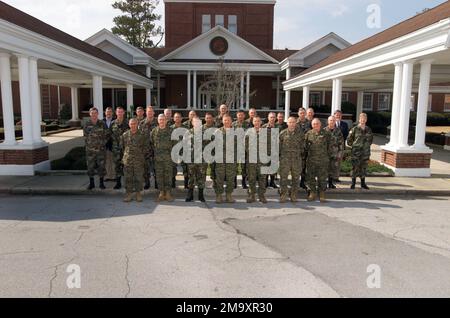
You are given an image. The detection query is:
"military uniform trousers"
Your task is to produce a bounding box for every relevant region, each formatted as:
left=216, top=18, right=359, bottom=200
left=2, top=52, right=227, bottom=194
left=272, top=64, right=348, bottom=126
left=214, top=163, right=237, bottom=195
left=86, top=150, right=106, bottom=178
left=124, top=163, right=144, bottom=193
left=187, top=163, right=207, bottom=190
left=280, top=155, right=302, bottom=195
left=351, top=147, right=370, bottom=178
left=247, top=163, right=266, bottom=196
left=328, top=152, right=343, bottom=179
left=306, top=159, right=329, bottom=192
left=113, top=149, right=124, bottom=177
left=155, top=158, right=174, bottom=192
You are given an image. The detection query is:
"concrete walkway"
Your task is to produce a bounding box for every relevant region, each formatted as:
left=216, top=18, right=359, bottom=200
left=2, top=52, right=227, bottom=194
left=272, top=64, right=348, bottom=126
left=43, top=129, right=84, bottom=161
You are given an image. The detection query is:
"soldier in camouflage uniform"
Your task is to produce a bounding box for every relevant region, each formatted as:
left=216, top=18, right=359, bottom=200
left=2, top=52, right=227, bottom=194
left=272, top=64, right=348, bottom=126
left=233, top=110, right=250, bottom=189
left=151, top=114, right=176, bottom=202
left=324, top=116, right=345, bottom=189
left=246, top=108, right=257, bottom=128
left=139, top=106, right=158, bottom=190
left=111, top=107, right=129, bottom=190
left=262, top=112, right=279, bottom=189
left=84, top=107, right=107, bottom=190
left=185, top=116, right=207, bottom=203
left=164, top=108, right=174, bottom=127
left=304, top=118, right=331, bottom=203
left=203, top=113, right=217, bottom=188
left=121, top=118, right=149, bottom=203
left=215, top=104, right=229, bottom=128
left=183, top=110, right=197, bottom=130
left=276, top=112, right=288, bottom=131
left=135, top=107, right=145, bottom=122
left=279, top=117, right=305, bottom=203
left=297, top=108, right=312, bottom=190
left=214, top=114, right=237, bottom=204
left=347, top=113, right=373, bottom=190
left=245, top=116, right=268, bottom=204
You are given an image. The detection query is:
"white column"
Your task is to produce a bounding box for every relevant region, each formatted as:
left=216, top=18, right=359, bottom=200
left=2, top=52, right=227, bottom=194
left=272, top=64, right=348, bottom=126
left=284, top=90, right=291, bottom=121
left=246, top=71, right=250, bottom=110
left=126, top=83, right=133, bottom=113
left=193, top=71, right=197, bottom=109
left=356, top=91, right=364, bottom=120
left=0, top=53, right=16, bottom=145
left=146, top=66, right=152, bottom=106
left=276, top=75, right=280, bottom=109
left=413, top=60, right=432, bottom=150
left=70, top=87, right=79, bottom=121
left=92, top=75, right=104, bottom=119
left=398, top=61, right=414, bottom=148
left=187, top=70, right=191, bottom=109
left=388, top=62, right=404, bottom=148
left=29, top=57, right=44, bottom=144
left=302, top=86, right=310, bottom=109
left=16, top=55, right=33, bottom=145
left=240, top=72, right=245, bottom=109
left=331, top=78, right=343, bottom=114
left=157, top=73, right=161, bottom=108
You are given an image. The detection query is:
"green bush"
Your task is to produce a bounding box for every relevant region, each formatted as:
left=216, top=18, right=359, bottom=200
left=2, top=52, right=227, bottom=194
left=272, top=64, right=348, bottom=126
left=51, top=147, right=86, bottom=170
left=59, top=103, right=72, bottom=121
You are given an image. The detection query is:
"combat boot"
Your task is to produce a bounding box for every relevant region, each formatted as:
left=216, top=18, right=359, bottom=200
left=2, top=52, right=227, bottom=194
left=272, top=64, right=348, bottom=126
left=156, top=191, right=165, bottom=202
left=136, top=192, right=143, bottom=203
left=280, top=193, right=288, bottom=203
left=144, top=178, right=151, bottom=190
left=99, top=178, right=106, bottom=190
left=87, top=178, right=95, bottom=190
left=113, top=177, right=122, bottom=190
left=123, top=193, right=133, bottom=203
left=270, top=175, right=278, bottom=189
left=350, top=178, right=357, bottom=190
left=198, top=189, right=206, bottom=203
left=319, top=191, right=326, bottom=203
left=307, top=191, right=316, bottom=202
left=361, top=178, right=370, bottom=190
left=259, top=194, right=268, bottom=204
left=165, top=191, right=174, bottom=202
left=226, top=193, right=236, bottom=204
left=247, top=193, right=256, bottom=203
left=290, top=191, right=298, bottom=203
left=186, top=189, right=194, bottom=202
left=215, top=194, right=223, bottom=204
left=328, top=177, right=336, bottom=189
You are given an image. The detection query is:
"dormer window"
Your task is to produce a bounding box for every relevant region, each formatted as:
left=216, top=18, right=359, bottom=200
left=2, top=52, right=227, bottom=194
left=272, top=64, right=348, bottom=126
left=228, top=15, right=237, bottom=34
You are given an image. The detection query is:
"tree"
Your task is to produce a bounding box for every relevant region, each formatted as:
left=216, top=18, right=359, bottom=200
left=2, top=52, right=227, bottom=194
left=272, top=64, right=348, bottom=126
left=111, top=0, right=164, bottom=48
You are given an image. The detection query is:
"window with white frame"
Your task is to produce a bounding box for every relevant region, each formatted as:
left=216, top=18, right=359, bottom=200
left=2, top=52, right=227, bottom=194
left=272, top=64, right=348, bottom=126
left=444, top=95, right=450, bottom=112
left=310, top=92, right=321, bottom=107
left=228, top=15, right=237, bottom=34
left=341, top=92, right=349, bottom=103
left=363, top=93, right=373, bottom=111
left=378, top=93, right=391, bottom=111
left=215, top=15, right=224, bottom=27
left=202, top=15, right=211, bottom=33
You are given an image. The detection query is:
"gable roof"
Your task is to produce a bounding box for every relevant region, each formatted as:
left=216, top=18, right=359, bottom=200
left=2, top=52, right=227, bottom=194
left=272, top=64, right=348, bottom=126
left=0, top=1, right=146, bottom=78
left=298, top=1, right=450, bottom=77
left=157, top=25, right=280, bottom=64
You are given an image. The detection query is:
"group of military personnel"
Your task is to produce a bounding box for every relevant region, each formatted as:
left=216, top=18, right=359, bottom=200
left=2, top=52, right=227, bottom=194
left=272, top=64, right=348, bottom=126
left=83, top=104, right=373, bottom=204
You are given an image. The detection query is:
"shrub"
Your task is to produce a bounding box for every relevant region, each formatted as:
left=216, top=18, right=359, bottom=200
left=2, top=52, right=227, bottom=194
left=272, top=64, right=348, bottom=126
left=51, top=147, right=86, bottom=170
left=59, top=103, right=72, bottom=121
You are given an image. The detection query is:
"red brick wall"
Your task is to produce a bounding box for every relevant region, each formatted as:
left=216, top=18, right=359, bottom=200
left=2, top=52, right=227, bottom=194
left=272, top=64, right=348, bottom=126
left=165, top=75, right=188, bottom=108
left=382, top=150, right=431, bottom=169
left=250, top=76, right=274, bottom=109
left=431, top=93, right=445, bottom=113
left=0, top=147, right=49, bottom=165
left=165, top=2, right=274, bottom=49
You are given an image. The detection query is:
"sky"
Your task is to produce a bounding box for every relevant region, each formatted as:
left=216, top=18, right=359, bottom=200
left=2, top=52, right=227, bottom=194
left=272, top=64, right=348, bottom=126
left=2, top=0, right=448, bottom=49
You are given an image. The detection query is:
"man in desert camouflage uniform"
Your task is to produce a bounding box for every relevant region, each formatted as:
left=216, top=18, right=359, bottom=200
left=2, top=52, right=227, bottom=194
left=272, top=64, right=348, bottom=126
left=304, top=118, right=331, bottom=203
left=84, top=107, right=107, bottom=190
left=347, top=113, right=374, bottom=190
left=279, top=117, right=305, bottom=203
left=121, top=118, right=149, bottom=203
left=324, top=116, right=345, bottom=189
left=111, top=107, right=129, bottom=190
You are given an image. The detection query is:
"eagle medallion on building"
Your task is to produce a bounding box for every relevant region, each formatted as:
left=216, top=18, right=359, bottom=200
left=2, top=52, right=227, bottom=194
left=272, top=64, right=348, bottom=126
left=210, top=36, right=229, bottom=56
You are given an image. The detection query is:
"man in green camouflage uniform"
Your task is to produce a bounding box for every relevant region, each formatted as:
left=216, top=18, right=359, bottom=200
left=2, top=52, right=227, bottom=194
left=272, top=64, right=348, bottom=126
left=84, top=107, right=107, bottom=190
left=183, top=110, right=197, bottom=130
left=171, top=112, right=187, bottom=189
left=164, top=108, right=174, bottom=127
left=297, top=107, right=312, bottom=190
left=245, top=116, right=268, bottom=204
left=215, top=104, right=229, bottom=128
left=214, top=114, right=237, bottom=204
left=203, top=113, right=217, bottom=188
left=347, top=113, right=373, bottom=190
left=279, top=117, right=305, bottom=203
left=111, top=107, right=129, bottom=190
left=233, top=110, right=250, bottom=189
left=139, top=106, right=158, bottom=190
left=304, top=118, right=331, bottom=203
left=324, top=116, right=345, bottom=189
left=121, top=118, right=149, bottom=203
left=135, top=107, right=145, bottom=122
left=151, top=114, right=176, bottom=202
left=246, top=108, right=257, bottom=128
left=262, top=112, right=279, bottom=189
left=276, top=112, right=288, bottom=131
left=185, top=116, right=207, bottom=203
